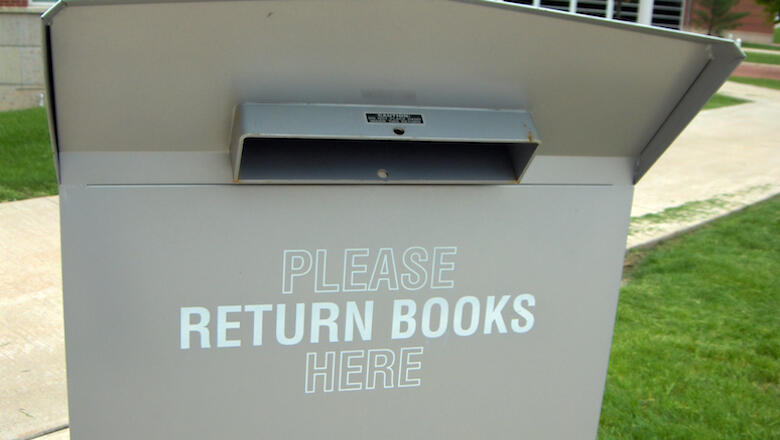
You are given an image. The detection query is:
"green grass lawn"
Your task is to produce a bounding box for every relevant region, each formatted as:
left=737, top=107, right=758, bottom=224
left=599, top=196, right=780, bottom=439
left=729, top=76, right=780, bottom=91
left=741, top=42, right=780, bottom=52
left=0, top=107, right=57, bottom=202
left=745, top=51, right=780, bottom=65
left=702, top=93, right=749, bottom=110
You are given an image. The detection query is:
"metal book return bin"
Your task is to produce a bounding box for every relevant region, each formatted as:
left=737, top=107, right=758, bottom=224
left=42, top=0, right=742, bottom=438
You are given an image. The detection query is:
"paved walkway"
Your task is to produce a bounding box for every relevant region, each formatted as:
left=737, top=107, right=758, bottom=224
left=0, top=197, right=67, bottom=440
left=1, top=80, right=778, bottom=440
left=628, top=80, right=780, bottom=247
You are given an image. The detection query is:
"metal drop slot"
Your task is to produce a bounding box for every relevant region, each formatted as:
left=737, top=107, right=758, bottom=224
left=230, top=104, right=540, bottom=184
left=237, top=138, right=537, bottom=183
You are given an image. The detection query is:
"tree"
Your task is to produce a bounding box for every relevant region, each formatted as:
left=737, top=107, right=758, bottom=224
left=692, top=0, right=750, bottom=36
left=753, top=0, right=780, bottom=24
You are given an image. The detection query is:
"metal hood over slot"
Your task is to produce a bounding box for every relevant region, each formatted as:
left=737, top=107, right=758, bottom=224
left=230, top=104, right=539, bottom=184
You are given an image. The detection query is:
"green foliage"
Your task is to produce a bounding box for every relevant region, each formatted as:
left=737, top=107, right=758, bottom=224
left=693, top=0, right=750, bottom=36
left=702, top=93, right=750, bottom=109
left=599, top=196, right=780, bottom=439
left=729, top=75, right=780, bottom=90
left=0, top=107, right=58, bottom=202
left=753, top=0, right=780, bottom=24
left=745, top=50, right=780, bottom=64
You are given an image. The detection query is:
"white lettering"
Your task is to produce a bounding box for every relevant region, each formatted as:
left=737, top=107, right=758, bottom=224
left=305, top=351, right=336, bottom=393
left=314, top=249, right=340, bottom=293
left=338, top=350, right=365, bottom=391
left=431, top=246, right=457, bottom=289
left=391, top=299, right=417, bottom=339
left=305, top=347, right=422, bottom=393
left=368, top=248, right=400, bottom=292
left=366, top=349, right=395, bottom=390
left=511, top=294, right=536, bottom=333
left=216, top=305, right=241, bottom=348
left=344, top=300, right=373, bottom=342
left=282, top=250, right=312, bottom=294
left=276, top=303, right=306, bottom=345
left=180, top=306, right=211, bottom=349
left=398, top=347, right=424, bottom=388
left=310, top=302, right=340, bottom=343
left=343, top=248, right=370, bottom=292
left=483, top=295, right=511, bottom=334
left=421, top=297, right=448, bottom=338
left=453, top=296, right=480, bottom=336
left=400, top=247, right=429, bottom=290
left=244, top=304, right=272, bottom=346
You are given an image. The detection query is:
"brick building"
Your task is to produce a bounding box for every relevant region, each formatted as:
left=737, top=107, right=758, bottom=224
left=683, top=0, right=777, bottom=43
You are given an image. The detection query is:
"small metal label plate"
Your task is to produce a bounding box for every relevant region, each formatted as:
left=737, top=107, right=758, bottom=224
left=366, top=113, right=424, bottom=124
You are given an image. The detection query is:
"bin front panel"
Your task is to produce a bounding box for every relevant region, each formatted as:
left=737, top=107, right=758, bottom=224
left=60, top=184, right=631, bottom=439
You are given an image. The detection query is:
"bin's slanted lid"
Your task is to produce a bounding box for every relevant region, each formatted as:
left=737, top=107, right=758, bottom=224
left=43, top=0, right=743, bottom=183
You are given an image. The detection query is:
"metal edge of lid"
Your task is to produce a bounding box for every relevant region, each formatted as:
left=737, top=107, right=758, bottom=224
left=633, top=42, right=744, bottom=183
left=41, top=0, right=65, bottom=25
left=41, top=3, right=65, bottom=182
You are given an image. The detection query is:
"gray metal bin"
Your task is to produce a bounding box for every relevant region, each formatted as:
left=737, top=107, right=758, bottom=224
left=42, top=0, right=742, bottom=438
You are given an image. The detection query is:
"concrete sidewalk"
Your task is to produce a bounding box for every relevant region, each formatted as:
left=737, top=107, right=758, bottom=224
left=0, top=197, right=67, bottom=440
left=628, top=81, right=780, bottom=247
left=1, top=80, right=778, bottom=440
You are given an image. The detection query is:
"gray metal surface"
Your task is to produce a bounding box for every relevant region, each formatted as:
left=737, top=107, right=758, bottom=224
left=42, top=0, right=742, bottom=183
left=60, top=184, right=633, bottom=439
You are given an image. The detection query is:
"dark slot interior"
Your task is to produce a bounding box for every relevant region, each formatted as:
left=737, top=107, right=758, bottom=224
left=238, top=138, right=537, bottom=183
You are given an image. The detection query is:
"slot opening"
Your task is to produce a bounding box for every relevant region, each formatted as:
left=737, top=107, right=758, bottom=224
left=237, top=138, right=537, bottom=184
